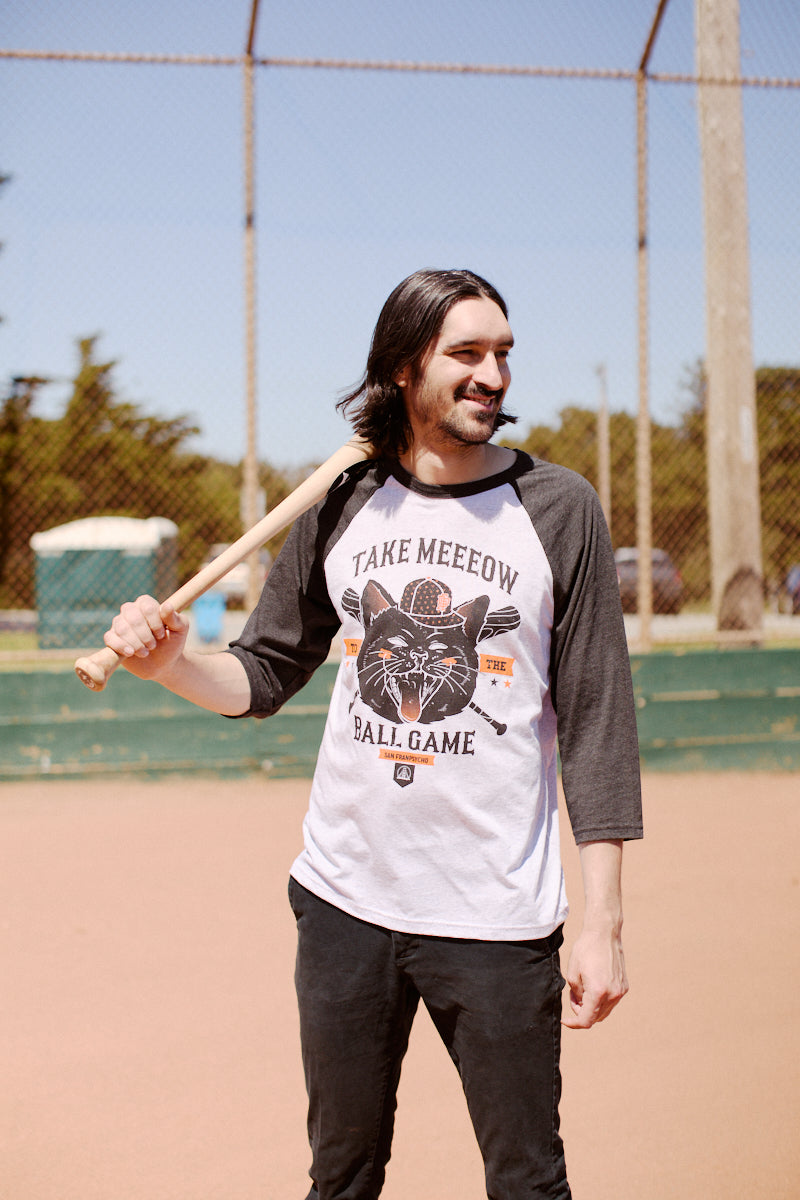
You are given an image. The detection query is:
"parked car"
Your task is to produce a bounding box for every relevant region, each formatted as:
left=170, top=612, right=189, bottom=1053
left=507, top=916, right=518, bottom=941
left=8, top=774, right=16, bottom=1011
left=614, top=547, right=683, bottom=614
left=784, top=564, right=800, bottom=614
left=200, top=543, right=272, bottom=606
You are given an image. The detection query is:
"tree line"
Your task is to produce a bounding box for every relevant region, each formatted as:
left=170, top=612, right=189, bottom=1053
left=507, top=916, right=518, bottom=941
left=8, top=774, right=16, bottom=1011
left=502, top=363, right=800, bottom=604
left=0, top=338, right=295, bottom=607
left=1, top=338, right=798, bottom=610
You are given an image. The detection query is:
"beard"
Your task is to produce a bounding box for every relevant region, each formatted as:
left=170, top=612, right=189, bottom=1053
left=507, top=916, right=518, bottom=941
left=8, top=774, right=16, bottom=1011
left=433, top=384, right=504, bottom=446
left=436, top=409, right=499, bottom=444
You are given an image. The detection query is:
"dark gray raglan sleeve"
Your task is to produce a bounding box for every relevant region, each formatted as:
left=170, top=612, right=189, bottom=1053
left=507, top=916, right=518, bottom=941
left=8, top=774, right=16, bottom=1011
left=513, top=455, right=643, bottom=843
left=224, top=460, right=382, bottom=719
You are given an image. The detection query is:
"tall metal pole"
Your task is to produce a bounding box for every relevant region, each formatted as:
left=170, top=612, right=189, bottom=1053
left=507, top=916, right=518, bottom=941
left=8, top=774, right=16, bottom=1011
left=632, top=0, right=671, bottom=652
left=635, top=69, right=653, bottom=650
left=242, top=0, right=262, bottom=613
left=696, top=0, right=763, bottom=634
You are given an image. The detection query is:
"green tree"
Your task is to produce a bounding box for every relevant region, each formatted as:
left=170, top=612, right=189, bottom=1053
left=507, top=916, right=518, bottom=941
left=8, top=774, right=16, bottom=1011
left=756, top=367, right=800, bottom=590
left=677, top=361, right=800, bottom=598
left=506, top=362, right=800, bottom=609
left=0, top=376, right=48, bottom=603
left=0, top=337, right=292, bottom=607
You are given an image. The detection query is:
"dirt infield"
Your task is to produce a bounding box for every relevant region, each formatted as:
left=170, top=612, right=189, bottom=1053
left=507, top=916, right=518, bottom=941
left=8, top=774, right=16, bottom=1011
left=2, top=772, right=798, bottom=1200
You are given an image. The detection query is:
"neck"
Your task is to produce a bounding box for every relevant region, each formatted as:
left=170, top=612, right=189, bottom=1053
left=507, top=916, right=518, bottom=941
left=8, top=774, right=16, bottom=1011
left=399, top=440, right=515, bottom=486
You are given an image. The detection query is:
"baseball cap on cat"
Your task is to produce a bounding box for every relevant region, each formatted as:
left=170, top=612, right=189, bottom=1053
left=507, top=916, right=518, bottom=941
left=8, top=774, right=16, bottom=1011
left=399, top=578, right=465, bottom=627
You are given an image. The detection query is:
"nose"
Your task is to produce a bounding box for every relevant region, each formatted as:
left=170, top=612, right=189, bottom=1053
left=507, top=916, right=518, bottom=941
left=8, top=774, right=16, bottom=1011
left=473, top=352, right=507, bottom=391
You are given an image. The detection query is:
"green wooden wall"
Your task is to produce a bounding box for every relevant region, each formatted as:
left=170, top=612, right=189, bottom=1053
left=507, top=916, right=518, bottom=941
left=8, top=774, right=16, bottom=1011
left=2, top=649, right=799, bottom=780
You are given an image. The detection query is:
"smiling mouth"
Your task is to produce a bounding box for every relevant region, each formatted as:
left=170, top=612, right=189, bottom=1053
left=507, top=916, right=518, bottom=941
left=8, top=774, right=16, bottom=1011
left=456, top=386, right=503, bottom=408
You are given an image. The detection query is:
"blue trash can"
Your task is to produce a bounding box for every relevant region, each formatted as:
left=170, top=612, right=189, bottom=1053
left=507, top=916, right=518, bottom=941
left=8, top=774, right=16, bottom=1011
left=192, top=590, right=227, bottom=643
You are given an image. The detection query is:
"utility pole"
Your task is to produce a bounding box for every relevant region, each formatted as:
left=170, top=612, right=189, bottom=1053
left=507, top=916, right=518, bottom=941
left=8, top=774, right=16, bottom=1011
left=242, top=0, right=263, bottom=613
left=634, top=0, right=670, bottom=651
left=696, top=0, right=763, bottom=634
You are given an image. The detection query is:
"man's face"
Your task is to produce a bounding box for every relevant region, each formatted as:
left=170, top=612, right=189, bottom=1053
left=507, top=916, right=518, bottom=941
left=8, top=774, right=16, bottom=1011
left=397, top=297, right=514, bottom=449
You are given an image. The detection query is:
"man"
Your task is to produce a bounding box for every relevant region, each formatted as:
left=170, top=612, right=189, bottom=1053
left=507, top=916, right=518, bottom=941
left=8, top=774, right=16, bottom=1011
left=104, top=268, right=643, bottom=1200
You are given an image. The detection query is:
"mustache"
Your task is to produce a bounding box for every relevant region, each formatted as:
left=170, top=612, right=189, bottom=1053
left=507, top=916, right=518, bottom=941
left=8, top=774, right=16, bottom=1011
left=455, top=383, right=504, bottom=403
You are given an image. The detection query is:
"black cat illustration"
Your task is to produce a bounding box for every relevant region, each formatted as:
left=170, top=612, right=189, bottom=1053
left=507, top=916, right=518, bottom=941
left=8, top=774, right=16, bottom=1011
left=341, top=577, right=520, bottom=727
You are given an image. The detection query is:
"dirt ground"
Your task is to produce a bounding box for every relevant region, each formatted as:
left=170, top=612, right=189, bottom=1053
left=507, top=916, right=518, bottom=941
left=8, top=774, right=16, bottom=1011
left=1, top=772, right=798, bottom=1200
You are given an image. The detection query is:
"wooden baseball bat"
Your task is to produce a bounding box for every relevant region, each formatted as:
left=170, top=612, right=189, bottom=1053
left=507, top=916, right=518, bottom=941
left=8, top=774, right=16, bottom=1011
left=74, top=437, right=372, bottom=692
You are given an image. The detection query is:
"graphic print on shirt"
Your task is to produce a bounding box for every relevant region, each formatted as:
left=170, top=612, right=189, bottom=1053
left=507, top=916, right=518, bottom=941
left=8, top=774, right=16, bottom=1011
left=341, top=577, right=520, bottom=733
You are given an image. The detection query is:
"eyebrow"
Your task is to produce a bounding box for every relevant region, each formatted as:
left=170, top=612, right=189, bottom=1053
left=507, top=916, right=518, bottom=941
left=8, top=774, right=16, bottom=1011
left=441, top=333, right=515, bottom=351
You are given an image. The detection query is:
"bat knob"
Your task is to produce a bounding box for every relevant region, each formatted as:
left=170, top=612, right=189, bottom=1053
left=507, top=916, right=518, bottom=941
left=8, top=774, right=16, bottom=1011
left=74, top=646, right=121, bottom=691
left=75, top=664, right=102, bottom=690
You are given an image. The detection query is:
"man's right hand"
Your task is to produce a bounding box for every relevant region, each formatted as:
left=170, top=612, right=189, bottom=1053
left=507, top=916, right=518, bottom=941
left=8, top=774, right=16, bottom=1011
left=103, top=595, right=189, bottom=681
left=102, top=595, right=252, bottom=716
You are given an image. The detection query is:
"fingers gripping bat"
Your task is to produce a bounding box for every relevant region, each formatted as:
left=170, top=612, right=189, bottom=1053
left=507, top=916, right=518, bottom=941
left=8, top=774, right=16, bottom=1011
left=74, top=438, right=372, bottom=692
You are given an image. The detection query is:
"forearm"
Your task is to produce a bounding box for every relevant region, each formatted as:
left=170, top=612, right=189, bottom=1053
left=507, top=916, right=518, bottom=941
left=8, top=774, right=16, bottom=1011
left=577, top=839, right=624, bottom=933
left=155, top=648, right=253, bottom=716
left=103, top=597, right=253, bottom=716
left=562, top=839, right=628, bottom=1029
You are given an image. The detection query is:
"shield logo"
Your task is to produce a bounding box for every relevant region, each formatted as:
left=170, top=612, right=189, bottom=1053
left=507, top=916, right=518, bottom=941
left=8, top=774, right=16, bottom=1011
left=393, top=763, right=415, bottom=788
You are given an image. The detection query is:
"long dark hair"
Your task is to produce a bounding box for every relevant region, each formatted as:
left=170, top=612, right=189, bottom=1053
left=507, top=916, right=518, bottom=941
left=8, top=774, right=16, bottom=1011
left=336, top=268, right=517, bottom=457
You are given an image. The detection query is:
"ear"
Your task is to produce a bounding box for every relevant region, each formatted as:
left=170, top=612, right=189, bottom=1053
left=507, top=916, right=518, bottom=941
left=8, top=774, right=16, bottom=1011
left=361, top=579, right=395, bottom=626
left=394, top=364, right=410, bottom=389
left=454, top=595, right=490, bottom=643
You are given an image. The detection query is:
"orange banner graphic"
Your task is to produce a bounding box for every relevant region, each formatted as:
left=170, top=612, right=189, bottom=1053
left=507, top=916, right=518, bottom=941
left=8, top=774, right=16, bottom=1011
left=479, top=654, right=514, bottom=676
left=379, top=748, right=435, bottom=767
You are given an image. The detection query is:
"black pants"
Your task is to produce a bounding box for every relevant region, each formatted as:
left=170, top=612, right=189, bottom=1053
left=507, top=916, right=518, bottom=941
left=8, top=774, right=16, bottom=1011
left=289, top=878, right=571, bottom=1200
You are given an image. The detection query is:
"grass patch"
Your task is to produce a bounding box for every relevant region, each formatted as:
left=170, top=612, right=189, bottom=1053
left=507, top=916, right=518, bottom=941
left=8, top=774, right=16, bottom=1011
left=0, top=631, right=39, bottom=653
left=0, top=629, right=78, bottom=672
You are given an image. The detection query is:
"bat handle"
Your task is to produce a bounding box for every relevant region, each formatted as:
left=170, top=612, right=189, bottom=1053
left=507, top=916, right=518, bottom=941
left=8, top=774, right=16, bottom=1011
left=74, top=645, right=123, bottom=692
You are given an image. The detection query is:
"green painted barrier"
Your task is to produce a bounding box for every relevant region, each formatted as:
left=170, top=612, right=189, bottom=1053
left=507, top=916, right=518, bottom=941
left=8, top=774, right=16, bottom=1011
left=631, top=648, right=800, bottom=771
left=0, top=665, right=336, bottom=781
left=1, top=648, right=798, bottom=779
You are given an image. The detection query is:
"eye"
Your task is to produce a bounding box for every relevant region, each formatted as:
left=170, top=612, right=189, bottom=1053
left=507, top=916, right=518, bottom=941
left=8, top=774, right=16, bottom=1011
left=388, top=635, right=408, bottom=647
left=429, top=641, right=448, bottom=652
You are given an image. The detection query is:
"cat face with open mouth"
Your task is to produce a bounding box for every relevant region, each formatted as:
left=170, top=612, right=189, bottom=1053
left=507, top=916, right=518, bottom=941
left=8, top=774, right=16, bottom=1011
left=342, top=578, right=519, bottom=726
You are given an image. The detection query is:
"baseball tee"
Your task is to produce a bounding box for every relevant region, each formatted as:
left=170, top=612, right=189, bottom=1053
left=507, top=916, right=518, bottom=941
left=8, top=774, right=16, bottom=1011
left=228, top=451, right=642, bottom=940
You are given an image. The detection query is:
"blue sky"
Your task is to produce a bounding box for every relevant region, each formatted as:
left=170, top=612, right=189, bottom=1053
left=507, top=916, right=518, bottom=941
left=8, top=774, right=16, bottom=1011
left=2, top=1, right=798, bottom=469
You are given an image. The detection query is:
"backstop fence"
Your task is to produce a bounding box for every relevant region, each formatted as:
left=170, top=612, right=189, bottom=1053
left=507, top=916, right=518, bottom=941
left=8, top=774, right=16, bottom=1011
left=2, top=1, right=799, bottom=655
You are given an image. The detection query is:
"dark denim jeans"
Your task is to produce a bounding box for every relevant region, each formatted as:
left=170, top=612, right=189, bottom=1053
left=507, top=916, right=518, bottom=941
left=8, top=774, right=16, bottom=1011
left=289, top=878, right=571, bottom=1200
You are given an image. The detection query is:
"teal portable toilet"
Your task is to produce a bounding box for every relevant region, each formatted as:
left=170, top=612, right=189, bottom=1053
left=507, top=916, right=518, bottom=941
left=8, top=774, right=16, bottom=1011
left=31, top=516, right=178, bottom=649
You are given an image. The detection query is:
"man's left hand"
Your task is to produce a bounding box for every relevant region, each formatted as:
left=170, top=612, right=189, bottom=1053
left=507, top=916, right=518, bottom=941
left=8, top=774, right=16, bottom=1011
left=562, top=926, right=629, bottom=1029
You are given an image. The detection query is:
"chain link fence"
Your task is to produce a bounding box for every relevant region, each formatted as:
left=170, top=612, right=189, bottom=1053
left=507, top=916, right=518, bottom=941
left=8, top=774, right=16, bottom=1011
left=2, top=2, right=799, bottom=655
